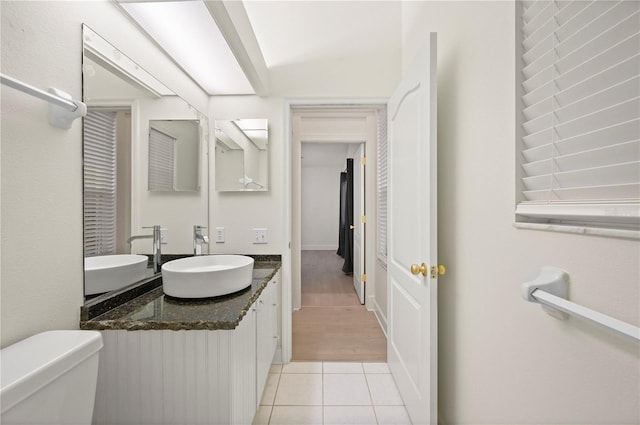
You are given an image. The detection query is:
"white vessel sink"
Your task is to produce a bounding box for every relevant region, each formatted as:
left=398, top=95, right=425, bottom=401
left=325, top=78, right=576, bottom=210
left=162, top=255, right=254, bottom=299
left=84, top=254, right=149, bottom=295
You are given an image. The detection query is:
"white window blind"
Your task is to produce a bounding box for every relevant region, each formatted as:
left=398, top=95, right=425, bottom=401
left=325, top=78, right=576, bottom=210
left=517, top=0, right=640, bottom=231
left=148, top=127, right=176, bottom=191
left=377, top=107, right=388, bottom=263
left=84, top=110, right=117, bottom=257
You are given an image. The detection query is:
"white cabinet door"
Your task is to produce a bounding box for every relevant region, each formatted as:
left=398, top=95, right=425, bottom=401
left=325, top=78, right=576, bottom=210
left=256, top=280, right=278, bottom=407
left=387, top=33, right=439, bottom=425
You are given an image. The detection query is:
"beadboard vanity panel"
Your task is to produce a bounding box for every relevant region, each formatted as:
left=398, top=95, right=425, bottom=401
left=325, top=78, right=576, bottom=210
left=91, top=269, right=280, bottom=425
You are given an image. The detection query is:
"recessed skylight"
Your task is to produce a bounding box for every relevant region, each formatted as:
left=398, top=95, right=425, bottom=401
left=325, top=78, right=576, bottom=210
left=120, top=1, right=255, bottom=95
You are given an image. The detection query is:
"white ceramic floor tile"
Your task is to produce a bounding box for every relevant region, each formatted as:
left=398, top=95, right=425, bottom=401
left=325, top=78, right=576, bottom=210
left=269, top=406, right=323, bottom=425
left=260, top=373, right=281, bottom=406
left=323, top=406, right=377, bottom=425
left=323, top=374, right=372, bottom=406
left=274, top=374, right=323, bottom=406
left=374, top=406, right=412, bottom=425
left=323, top=362, right=364, bottom=374
left=252, top=405, right=272, bottom=425
left=282, top=361, right=323, bottom=374
left=269, top=364, right=283, bottom=374
left=366, top=374, right=404, bottom=406
left=362, top=362, right=390, bottom=374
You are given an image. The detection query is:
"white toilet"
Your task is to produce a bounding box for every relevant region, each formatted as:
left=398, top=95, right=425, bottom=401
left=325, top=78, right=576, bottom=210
left=0, top=330, right=103, bottom=425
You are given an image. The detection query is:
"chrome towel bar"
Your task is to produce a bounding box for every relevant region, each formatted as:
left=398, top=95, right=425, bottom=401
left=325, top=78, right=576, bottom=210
left=1, top=73, right=86, bottom=129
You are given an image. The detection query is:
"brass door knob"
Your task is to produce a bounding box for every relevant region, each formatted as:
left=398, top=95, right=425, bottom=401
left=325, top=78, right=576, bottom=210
left=438, top=264, right=447, bottom=275
left=410, top=263, right=428, bottom=276
left=349, top=225, right=355, bottom=229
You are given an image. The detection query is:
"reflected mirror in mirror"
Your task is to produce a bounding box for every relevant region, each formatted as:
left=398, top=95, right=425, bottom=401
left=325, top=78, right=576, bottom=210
left=148, top=120, right=200, bottom=192
left=215, top=119, right=268, bottom=191
left=82, top=25, right=208, bottom=298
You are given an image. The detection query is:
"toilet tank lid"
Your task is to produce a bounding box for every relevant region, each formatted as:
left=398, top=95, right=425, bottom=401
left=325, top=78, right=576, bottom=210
left=0, top=330, right=103, bottom=413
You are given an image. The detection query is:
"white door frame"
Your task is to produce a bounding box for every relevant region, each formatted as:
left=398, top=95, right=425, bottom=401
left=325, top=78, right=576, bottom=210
left=352, top=143, right=366, bottom=304
left=281, top=98, right=386, bottom=363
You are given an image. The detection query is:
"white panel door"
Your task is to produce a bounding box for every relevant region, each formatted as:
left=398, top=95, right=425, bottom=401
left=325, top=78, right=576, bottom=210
left=387, top=33, right=438, bottom=425
left=353, top=144, right=365, bottom=304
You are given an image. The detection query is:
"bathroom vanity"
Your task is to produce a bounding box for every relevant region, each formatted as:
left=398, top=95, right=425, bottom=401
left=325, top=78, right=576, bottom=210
left=80, top=257, right=281, bottom=425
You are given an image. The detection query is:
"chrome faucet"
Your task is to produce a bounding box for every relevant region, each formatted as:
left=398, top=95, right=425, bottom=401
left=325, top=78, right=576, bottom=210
left=127, top=225, right=162, bottom=273
left=193, top=225, right=209, bottom=255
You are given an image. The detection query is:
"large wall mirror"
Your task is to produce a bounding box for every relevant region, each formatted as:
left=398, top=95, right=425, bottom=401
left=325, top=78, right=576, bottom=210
left=215, top=119, right=269, bottom=191
left=82, top=25, right=209, bottom=298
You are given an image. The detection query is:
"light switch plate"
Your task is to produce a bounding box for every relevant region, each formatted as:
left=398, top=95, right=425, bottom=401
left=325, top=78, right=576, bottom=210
left=215, top=227, right=225, bottom=243
left=253, top=228, right=267, bottom=244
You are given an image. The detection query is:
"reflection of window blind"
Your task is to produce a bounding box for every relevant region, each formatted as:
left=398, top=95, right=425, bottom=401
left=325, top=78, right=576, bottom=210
left=84, top=110, right=117, bottom=257
left=149, top=127, right=176, bottom=191
left=377, top=107, right=388, bottom=263
left=517, top=1, right=640, bottom=231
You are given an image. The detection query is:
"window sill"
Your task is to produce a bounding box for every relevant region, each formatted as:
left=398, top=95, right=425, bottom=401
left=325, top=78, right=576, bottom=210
left=513, top=221, right=640, bottom=240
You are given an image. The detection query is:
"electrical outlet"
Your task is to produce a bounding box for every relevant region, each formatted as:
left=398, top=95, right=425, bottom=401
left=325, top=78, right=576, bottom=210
left=253, top=228, right=268, bottom=244
left=160, top=228, right=168, bottom=244
left=215, top=227, right=225, bottom=243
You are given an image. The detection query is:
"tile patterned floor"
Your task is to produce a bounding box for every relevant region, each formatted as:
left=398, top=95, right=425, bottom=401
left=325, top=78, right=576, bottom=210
left=253, top=362, right=412, bottom=425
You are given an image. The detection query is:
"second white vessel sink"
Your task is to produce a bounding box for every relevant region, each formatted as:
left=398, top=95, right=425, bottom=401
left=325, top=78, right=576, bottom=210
left=161, top=255, right=254, bottom=298
left=84, top=254, right=149, bottom=295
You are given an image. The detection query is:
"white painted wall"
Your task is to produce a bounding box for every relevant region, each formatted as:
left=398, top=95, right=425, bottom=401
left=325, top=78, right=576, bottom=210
left=402, top=2, right=639, bottom=423
left=301, top=165, right=342, bottom=251
left=0, top=0, right=206, bottom=348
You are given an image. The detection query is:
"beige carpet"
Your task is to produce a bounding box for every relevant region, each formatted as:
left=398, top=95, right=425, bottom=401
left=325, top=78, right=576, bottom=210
left=292, top=250, right=387, bottom=362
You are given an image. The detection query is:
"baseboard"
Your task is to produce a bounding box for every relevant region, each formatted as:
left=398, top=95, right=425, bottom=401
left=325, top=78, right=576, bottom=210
left=438, top=409, right=448, bottom=425
left=301, top=245, right=338, bottom=251
left=372, top=298, right=388, bottom=337
left=273, top=347, right=283, bottom=364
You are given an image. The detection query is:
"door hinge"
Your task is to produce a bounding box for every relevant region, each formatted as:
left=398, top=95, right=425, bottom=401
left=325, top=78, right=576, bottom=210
left=362, top=273, right=366, bottom=283
left=361, top=215, right=366, bottom=223
left=361, top=156, right=366, bottom=165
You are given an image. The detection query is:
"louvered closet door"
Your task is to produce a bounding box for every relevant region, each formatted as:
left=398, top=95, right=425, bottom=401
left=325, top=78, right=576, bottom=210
left=84, top=110, right=117, bottom=257
left=518, top=0, right=640, bottom=225
left=377, top=107, right=388, bottom=261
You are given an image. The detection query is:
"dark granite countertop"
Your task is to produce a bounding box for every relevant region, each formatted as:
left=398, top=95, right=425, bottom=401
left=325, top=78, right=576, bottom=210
left=80, top=260, right=281, bottom=331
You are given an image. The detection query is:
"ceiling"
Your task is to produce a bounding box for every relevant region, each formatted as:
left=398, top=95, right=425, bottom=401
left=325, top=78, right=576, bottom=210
left=118, top=0, right=401, bottom=96
left=242, top=1, right=402, bottom=69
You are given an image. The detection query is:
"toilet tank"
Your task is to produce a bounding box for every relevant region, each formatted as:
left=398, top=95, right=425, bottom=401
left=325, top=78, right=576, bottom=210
left=1, top=330, right=103, bottom=425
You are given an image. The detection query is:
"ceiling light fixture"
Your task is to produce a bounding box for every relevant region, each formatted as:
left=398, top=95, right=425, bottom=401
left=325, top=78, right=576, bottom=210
left=120, top=1, right=255, bottom=95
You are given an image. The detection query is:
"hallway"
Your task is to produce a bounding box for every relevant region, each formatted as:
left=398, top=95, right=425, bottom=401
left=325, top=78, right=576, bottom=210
left=292, top=251, right=386, bottom=362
